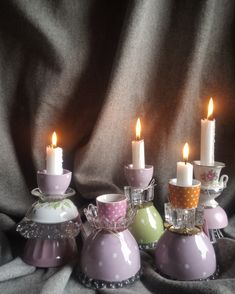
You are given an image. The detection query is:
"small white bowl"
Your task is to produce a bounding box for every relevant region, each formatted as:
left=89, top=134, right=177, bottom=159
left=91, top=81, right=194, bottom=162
left=26, top=199, right=78, bottom=224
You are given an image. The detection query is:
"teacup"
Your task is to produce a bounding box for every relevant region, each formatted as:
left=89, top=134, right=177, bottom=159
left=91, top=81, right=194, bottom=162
left=193, top=161, right=229, bottom=189
left=169, top=179, right=201, bottom=209
left=96, top=194, right=127, bottom=222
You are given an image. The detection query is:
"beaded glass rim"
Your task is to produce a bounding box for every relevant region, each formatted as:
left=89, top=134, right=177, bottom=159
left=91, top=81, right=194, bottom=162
left=155, top=265, right=220, bottom=281
left=77, top=268, right=142, bottom=289
left=16, top=217, right=81, bottom=239
left=138, top=241, right=158, bottom=250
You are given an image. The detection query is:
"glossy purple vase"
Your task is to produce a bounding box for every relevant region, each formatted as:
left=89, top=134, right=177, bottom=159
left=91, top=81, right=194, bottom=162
left=81, top=229, right=141, bottom=282
left=155, top=230, right=216, bottom=280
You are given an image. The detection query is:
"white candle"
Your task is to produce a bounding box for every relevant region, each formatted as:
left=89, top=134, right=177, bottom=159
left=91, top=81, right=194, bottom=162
left=176, top=143, right=193, bottom=186
left=200, top=98, right=215, bottom=166
left=132, top=118, right=145, bottom=169
left=46, top=131, right=63, bottom=175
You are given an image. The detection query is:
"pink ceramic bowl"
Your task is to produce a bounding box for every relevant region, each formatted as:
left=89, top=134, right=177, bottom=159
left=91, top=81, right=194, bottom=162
left=37, top=169, right=71, bottom=195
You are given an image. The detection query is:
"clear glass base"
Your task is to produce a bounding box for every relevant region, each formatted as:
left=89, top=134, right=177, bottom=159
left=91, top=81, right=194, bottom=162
left=124, top=183, right=155, bottom=205
left=16, top=218, right=81, bottom=239
left=164, top=203, right=204, bottom=229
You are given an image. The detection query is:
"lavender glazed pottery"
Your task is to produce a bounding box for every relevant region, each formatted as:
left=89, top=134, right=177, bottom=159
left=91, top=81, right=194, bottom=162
left=204, top=206, right=228, bottom=229
left=81, top=229, right=141, bottom=283
left=155, top=230, right=216, bottom=280
left=37, top=169, right=72, bottom=195
left=23, top=238, right=77, bottom=267
left=124, top=165, right=153, bottom=188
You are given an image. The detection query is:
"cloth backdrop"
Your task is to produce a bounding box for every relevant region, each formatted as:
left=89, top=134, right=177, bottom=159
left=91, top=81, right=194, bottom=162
left=0, top=0, right=235, bottom=293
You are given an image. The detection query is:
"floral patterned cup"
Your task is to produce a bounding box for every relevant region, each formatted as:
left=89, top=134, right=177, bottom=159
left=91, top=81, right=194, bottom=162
left=96, top=194, right=127, bottom=222
left=193, top=161, right=229, bottom=189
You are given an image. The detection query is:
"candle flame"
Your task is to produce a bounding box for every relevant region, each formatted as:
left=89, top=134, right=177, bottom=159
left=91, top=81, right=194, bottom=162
left=207, top=97, right=214, bottom=119
left=136, top=118, right=141, bottom=140
left=52, top=131, right=57, bottom=147
left=183, top=142, right=189, bottom=163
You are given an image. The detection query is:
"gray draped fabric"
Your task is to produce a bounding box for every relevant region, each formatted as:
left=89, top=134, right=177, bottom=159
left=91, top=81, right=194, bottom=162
left=0, top=0, right=235, bottom=293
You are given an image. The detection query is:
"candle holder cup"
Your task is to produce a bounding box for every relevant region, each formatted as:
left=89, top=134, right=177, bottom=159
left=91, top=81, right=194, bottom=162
left=192, top=161, right=229, bottom=242
left=124, top=164, right=153, bottom=188
left=37, top=169, right=72, bottom=196
left=168, top=179, right=201, bottom=209
left=193, top=161, right=228, bottom=187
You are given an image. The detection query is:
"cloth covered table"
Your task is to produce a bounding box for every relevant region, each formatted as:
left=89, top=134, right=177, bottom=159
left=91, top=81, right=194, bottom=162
left=0, top=1, right=235, bottom=293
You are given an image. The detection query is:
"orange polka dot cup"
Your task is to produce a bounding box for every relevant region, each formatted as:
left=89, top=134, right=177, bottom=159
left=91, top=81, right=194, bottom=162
left=96, top=194, right=127, bottom=222
left=169, top=179, right=201, bottom=209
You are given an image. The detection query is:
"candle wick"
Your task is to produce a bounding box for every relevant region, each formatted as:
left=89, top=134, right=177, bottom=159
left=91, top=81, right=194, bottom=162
left=207, top=113, right=214, bottom=120
left=184, top=160, right=187, bottom=165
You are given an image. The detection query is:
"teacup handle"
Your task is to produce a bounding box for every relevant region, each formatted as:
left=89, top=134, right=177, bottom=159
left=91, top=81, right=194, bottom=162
left=219, top=174, right=229, bottom=188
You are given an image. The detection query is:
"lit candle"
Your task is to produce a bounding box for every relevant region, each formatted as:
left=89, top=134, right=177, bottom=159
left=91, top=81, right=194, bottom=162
left=132, top=118, right=145, bottom=169
left=176, top=142, right=193, bottom=186
left=200, top=98, right=215, bottom=166
left=46, top=131, right=63, bottom=175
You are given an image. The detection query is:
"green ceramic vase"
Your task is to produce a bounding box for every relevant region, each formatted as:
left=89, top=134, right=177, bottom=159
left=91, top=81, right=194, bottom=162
left=129, top=202, right=164, bottom=245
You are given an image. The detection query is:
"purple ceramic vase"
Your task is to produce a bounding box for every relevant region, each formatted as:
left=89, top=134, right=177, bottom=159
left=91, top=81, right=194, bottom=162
left=23, top=238, right=77, bottom=267
left=155, top=230, right=216, bottom=280
left=81, top=229, right=141, bottom=282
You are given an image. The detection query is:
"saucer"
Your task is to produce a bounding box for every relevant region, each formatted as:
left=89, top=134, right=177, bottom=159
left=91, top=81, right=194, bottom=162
left=31, top=187, right=76, bottom=201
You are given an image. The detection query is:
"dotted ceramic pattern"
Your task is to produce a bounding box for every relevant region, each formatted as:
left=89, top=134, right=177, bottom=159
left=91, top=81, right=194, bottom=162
left=81, top=229, right=141, bottom=283
left=169, top=181, right=200, bottom=209
left=84, top=204, right=136, bottom=232
left=97, top=201, right=127, bottom=222
left=155, top=230, right=216, bottom=280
